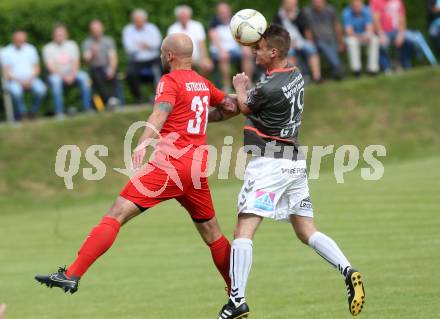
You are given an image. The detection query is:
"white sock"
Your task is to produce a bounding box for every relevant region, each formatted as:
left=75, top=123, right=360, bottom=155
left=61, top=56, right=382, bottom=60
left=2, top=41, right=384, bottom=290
left=230, top=238, right=253, bottom=305
left=308, top=232, right=352, bottom=277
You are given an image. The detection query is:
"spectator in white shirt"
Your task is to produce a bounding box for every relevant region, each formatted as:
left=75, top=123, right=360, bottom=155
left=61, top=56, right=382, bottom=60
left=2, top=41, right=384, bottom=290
left=123, top=8, right=162, bottom=103
left=1, top=30, right=47, bottom=120
left=43, top=24, right=92, bottom=118
left=167, top=5, right=214, bottom=74
left=208, top=2, right=254, bottom=91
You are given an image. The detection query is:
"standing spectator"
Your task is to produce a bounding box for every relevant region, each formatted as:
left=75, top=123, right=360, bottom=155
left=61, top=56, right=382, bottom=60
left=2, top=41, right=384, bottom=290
left=123, top=9, right=162, bottom=103
left=209, top=2, right=254, bottom=91
left=1, top=30, right=47, bottom=120
left=43, top=24, right=92, bottom=118
left=83, top=19, right=120, bottom=107
left=303, top=0, right=345, bottom=79
left=370, top=0, right=413, bottom=71
left=342, top=0, right=380, bottom=76
left=273, top=0, right=322, bottom=82
left=427, top=0, right=440, bottom=54
left=168, top=5, right=213, bottom=75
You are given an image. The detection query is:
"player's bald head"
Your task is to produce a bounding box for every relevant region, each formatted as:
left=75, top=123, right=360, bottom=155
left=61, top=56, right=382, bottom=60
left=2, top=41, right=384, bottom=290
left=162, top=33, right=193, bottom=58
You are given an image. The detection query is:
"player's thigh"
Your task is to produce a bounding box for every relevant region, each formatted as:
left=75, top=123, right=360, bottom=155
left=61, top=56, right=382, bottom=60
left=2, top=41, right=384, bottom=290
left=107, top=196, right=143, bottom=225
left=176, top=177, right=216, bottom=223
left=120, top=164, right=183, bottom=211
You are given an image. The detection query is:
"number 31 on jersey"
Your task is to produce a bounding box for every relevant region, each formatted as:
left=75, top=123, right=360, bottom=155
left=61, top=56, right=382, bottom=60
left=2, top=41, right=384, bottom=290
left=187, top=95, right=209, bottom=134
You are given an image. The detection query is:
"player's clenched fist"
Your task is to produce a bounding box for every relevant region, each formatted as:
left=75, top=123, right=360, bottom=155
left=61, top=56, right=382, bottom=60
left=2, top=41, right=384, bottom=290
left=232, top=72, right=250, bottom=91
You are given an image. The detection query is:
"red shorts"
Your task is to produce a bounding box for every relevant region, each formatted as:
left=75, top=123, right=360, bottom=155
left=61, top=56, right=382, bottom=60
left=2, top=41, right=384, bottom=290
left=120, top=156, right=215, bottom=222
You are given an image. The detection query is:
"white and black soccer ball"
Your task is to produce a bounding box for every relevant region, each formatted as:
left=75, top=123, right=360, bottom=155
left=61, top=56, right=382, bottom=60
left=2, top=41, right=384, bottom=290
left=230, top=9, right=268, bottom=46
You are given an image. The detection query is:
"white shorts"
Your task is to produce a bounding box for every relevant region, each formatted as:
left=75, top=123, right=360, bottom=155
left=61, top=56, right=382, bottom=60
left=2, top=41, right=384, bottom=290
left=237, top=156, right=313, bottom=222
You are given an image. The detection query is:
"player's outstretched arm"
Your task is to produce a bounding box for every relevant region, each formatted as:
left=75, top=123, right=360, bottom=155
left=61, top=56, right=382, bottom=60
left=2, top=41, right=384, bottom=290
left=132, top=102, right=173, bottom=169
left=208, top=95, right=240, bottom=122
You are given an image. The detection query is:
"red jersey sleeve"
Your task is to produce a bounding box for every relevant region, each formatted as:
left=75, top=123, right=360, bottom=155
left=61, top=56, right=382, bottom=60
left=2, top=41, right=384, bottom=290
left=154, top=75, right=179, bottom=106
left=206, top=80, right=226, bottom=107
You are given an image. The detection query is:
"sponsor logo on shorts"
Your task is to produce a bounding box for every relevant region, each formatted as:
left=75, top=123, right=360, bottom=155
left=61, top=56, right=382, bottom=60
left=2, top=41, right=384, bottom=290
left=299, top=196, right=313, bottom=210
left=281, top=167, right=307, bottom=175
left=254, top=189, right=275, bottom=212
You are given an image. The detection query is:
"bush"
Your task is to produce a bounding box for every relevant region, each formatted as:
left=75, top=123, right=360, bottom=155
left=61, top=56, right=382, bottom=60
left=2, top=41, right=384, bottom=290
left=0, top=0, right=428, bottom=53
left=0, top=0, right=429, bottom=117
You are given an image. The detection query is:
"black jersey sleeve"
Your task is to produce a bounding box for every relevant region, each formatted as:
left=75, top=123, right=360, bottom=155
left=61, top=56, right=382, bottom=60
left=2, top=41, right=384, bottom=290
left=245, top=84, right=265, bottom=113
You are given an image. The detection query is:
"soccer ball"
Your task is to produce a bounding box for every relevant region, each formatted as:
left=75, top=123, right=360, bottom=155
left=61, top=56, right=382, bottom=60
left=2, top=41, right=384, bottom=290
left=230, top=9, right=268, bottom=46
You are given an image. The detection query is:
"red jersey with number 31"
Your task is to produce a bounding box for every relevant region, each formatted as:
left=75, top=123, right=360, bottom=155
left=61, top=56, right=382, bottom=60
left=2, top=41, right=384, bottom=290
left=154, top=69, right=225, bottom=153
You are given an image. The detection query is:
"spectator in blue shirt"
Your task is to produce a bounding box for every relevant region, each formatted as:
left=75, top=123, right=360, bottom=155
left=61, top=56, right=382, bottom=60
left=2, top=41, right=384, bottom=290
left=342, top=0, right=380, bottom=75
left=1, top=31, right=47, bottom=120
left=427, top=0, right=440, bottom=54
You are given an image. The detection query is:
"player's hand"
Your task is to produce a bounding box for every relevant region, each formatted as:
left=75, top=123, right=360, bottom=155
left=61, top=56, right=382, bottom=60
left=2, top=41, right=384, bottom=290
left=221, top=95, right=238, bottom=114
left=132, top=147, right=146, bottom=170
left=232, top=72, right=250, bottom=91
left=0, top=304, right=6, bottom=319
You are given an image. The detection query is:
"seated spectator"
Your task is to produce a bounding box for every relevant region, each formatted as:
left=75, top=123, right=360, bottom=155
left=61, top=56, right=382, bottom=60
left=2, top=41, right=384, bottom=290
left=342, top=0, right=380, bottom=76
left=83, top=19, right=120, bottom=107
left=209, top=2, right=254, bottom=91
left=370, top=0, right=414, bottom=71
left=273, top=0, right=322, bottom=82
left=303, top=0, right=345, bottom=79
left=123, top=9, right=162, bottom=103
left=1, top=30, right=46, bottom=120
left=168, top=5, right=213, bottom=75
left=43, top=24, right=92, bottom=118
left=427, top=0, right=440, bottom=54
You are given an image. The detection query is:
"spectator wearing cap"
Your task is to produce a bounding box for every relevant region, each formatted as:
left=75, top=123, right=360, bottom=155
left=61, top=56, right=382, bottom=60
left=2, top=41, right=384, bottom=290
left=43, top=24, right=92, bottom=118
left=370, top=0, right=414, bottom=71
left=168, top=5, right=214, bottom=75
left=83, top=19, right=120, bottom=107
left=303, top=0, right=345, bottom=80
left=1, top=30, right=47, bottom=120
left=123, top=8, right=162, bottom=103
left=209, top=2, right=254, bottom=91
left=273, top=0, right=322, bottom=82
left=342, top=0, right=380, bottom=76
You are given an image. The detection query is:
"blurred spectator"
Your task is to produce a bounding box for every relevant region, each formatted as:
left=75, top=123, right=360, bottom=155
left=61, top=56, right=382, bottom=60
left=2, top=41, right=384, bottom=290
left=427, top=0, right=440, bottom=54
left=0, top=304, right=5, bottom=319
left=370, top=0, right=413, bottom=71
left=342, top=0, right=379, bottom=76
left=1, top=30, right=47, bottom=120
left=43, top=24, right=92, bottom=118
left=209, top=2, right=254, bottom=91
left=83, top=19, right=120, bottom=107
left=168, top=5, right=214, bottom=75
left=123, top=9, right=162, bottom=103
left=303, top=0, right=345, bottom=79
left=273, top=0, right=322, bottom=82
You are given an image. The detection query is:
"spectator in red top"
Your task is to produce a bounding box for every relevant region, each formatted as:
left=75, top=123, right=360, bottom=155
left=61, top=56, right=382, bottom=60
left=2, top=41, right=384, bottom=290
left=370, top=0, right=414, bottom=71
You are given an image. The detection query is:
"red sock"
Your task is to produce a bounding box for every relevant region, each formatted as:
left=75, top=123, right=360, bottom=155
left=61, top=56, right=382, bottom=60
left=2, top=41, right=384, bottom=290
left=208, top=235, right=231, bottom=293
left=66, top=216, right=121, bottom=278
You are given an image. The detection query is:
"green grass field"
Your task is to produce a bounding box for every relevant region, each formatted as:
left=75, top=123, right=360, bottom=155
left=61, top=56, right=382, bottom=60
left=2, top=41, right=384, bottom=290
left=1, top=68, right=440, bottom=318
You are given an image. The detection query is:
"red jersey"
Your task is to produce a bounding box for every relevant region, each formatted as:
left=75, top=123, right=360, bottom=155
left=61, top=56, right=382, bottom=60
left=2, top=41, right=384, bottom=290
left=154, top=69, right=225, bottom=157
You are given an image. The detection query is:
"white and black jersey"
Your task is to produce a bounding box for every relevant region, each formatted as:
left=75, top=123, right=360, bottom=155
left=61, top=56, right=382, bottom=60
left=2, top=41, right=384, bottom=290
left=244, top=66, right=305, bottom=160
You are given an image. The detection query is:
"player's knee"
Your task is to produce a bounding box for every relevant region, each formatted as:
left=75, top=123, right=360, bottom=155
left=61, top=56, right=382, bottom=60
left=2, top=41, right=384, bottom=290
left=107, top=200, right=132, bottom=225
